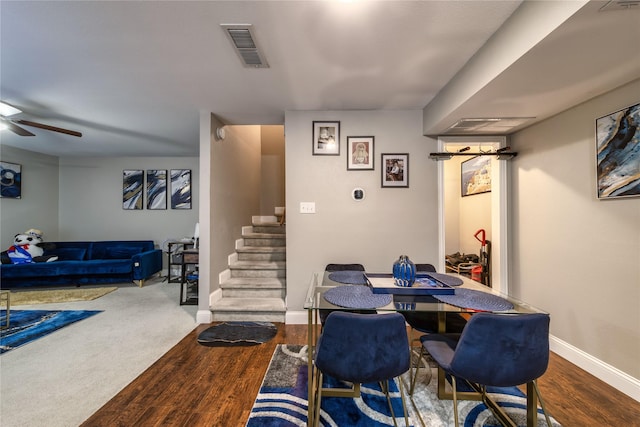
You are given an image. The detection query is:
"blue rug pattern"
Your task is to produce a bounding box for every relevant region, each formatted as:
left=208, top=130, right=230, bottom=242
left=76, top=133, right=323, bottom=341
left=1, top=309, right=101, bottom=354
left=246, top=345, right=561, bottom=427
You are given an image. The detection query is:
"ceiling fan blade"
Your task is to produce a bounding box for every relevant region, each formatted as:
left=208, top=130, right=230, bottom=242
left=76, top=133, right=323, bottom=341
left=14, top=119, right=82, bottom=137
left=2, top=119, right=36, bottom=136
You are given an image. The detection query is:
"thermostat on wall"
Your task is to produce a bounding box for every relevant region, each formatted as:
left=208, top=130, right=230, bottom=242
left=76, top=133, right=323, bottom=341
left=352, top=187, right=365, bottom=201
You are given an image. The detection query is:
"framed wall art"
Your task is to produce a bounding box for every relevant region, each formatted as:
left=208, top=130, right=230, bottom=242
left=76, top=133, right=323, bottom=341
left=596, top=102, right=640, bottom=199
left=312, top=121, right=340, bottom=155
left=170, top=169, right=192, bottom=209
left=0, top=161, right=22, bottom=199
left=347, top=136, right=374, bottom=170
left=146, top=169, right=167, bottom=210
left=123, top=170, right=144, bottom=210
left=461, top=156, right=492, bottom=197
left=381, top=153, right=409, bottom=188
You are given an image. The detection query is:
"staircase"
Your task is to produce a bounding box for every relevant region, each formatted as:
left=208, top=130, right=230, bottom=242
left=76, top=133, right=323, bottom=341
left=210, top=215, right=286, bottom=322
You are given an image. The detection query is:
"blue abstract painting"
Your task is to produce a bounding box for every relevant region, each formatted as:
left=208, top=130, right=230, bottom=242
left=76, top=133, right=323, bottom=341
left=146, top=169, right=167, bottom=210
left=123, top=169, right=144, bottom=210
left=596, top=102, right=640, bottom=199
left=0, top=161, right=22, bottom=199
left=170, top=169, right=191, bottom=209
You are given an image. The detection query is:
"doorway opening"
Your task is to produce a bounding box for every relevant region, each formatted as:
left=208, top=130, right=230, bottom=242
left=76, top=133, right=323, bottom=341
left=436, top=136, right=509, bottom=294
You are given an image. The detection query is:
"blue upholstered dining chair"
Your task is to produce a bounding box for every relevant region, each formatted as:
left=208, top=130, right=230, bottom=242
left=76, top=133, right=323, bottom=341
left=312, top=312, right=411, bottom=427
left=399, top=263, right=467, bottom=392
left=421, top=312, right=553, bottom=427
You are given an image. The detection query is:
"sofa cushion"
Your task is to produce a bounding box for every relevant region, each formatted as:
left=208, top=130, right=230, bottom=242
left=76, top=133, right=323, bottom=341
left=104, top=246, right=143, bottom=259
left=45, top=247, right=87, bottom=261
left=59, top=259, right=133, bottom=275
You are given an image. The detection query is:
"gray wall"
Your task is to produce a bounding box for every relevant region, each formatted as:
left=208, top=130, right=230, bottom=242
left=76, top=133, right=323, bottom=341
left=209, top=124, right=261, bottom=292
left=0, top=146, right=60, bottom=247
left=260, top=125, right=285, bottom=216
left=284, top=109, right=439, bottom=311
left=58, top=157, right=199, bottom=250
left=510, top=78, right=640, bottom=379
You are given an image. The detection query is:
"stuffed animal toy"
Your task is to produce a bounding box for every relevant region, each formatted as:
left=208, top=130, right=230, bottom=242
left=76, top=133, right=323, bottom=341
left=0, top=228, right=58, bottom=264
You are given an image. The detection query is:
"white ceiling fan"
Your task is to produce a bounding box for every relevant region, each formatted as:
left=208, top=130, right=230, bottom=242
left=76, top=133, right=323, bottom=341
left=0, top=101, right=82, bottom=137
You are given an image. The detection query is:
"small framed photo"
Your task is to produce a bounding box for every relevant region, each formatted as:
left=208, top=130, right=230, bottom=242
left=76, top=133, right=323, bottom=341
left=461, top=156, right=492, bottom=197
left=123, top=170, right=144, bottom=210
left=347, top=136, right=375, bottom=170
left=0, top=161, right=22, bottom=199
left=381, top=153, right=409, bottom=188
left=596, top=102, right=640, bottom=199
left=312, top=121, right=340, bottom=155
left=146, top=169, right=167, bottom=210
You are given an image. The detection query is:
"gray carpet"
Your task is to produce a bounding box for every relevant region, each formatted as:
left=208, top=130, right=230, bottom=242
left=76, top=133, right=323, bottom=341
left=0, top=278, right=197, bottom=427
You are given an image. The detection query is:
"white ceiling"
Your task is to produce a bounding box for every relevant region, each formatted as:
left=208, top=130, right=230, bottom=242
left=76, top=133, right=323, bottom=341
left=1, top=0, right=639, bottom=157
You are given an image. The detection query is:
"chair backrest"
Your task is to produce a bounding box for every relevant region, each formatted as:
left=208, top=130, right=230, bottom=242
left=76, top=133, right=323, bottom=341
left=315, top=312, right=410, bottom=384
left=415, top=263, right=437, bottom=272
left=449, top=313, right=550, bottom=387
left=325, top=263, right=365, bottom=272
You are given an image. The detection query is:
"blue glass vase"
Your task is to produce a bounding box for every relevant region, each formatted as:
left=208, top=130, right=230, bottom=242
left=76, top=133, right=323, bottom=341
left=393, top=255, right=416, bottom=287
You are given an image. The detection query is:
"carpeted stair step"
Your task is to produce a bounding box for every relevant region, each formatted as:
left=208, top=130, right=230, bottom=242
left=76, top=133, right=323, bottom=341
left=252, top=223, right=286, bottom=235
left=242, top=232, right=286, bottom=247
left=221, top=277, right=286, bottom=298
left=237, top=246, right=286, bottom=262
left=230, top=261, right=286, bottom=278
left=211, top=297, right=286, bottom=323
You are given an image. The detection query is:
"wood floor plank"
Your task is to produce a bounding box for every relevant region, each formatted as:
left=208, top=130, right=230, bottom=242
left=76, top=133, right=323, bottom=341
left=81, top=323, right=640, bottom=426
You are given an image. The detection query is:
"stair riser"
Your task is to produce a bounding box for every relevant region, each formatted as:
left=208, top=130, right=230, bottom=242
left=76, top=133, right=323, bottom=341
left=238, top=252, right=286, bottom=261
left=252, top=226, right=286, bottom=234
left=231, top=270, right=285, bottom=278
left=211, top=311, right=286, bottom=323
left=243, top=237, right=286, bottom=247
left=222, top=289, right=285, bottom=298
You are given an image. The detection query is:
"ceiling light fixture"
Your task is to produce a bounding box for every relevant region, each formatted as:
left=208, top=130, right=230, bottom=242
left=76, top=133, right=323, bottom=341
left=0, top=101, right=21, bottom=117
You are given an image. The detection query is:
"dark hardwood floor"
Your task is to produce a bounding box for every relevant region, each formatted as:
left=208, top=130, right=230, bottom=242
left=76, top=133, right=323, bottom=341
left=81, top=323, right=640, bottom=426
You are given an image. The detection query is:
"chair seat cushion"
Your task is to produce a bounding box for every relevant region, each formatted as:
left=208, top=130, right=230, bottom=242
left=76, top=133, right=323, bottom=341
left=421, top=333, right=460, bottom=371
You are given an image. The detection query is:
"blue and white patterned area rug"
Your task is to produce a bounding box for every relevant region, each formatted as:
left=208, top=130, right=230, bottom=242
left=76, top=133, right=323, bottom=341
left=246, top=344, right=561, bottom=427
left=1, top=309, right=102, bottom=354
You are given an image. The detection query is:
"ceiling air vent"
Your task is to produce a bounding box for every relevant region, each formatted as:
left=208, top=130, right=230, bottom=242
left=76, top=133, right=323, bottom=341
left=600, top=0, right=640, bottom=11
left=443, top=117, right=535, bottom=135
left=221, top=24, right=269, bottom=68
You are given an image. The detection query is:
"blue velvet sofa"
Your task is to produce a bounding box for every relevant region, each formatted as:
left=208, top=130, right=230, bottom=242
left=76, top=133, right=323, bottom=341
left=0, top=240, right=162, bottom=289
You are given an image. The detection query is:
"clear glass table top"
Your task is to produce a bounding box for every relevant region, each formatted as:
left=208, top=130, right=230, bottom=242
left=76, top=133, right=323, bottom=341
left=304, top=271, right=546, bottom=315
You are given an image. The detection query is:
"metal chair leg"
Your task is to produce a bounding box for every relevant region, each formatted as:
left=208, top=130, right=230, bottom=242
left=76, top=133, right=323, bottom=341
left=533, top=379, right=553, bottom=427
left=410, top=346, right=424, bottom=395
left=451, top=376, right=460, bottom=427
left=397, top=375, right=410, bottom=427
left=313, top=372, right=323, bottom=427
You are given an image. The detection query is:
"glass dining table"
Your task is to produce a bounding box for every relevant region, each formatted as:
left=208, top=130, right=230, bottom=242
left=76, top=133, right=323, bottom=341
left=304, top=270, right=548, bottom=427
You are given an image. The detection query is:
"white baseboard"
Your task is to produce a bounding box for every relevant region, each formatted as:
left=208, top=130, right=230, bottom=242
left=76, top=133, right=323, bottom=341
left=550, top=334, right=639, bottom=402
left=285, top=310, right=308, bottom=325
left=196, top=310, right=212, bottom=324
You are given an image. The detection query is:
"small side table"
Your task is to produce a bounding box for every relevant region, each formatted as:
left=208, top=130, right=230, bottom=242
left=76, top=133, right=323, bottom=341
left=180, top=249, right=199, bottom=305
left=1, top=291, right=10, bottom=330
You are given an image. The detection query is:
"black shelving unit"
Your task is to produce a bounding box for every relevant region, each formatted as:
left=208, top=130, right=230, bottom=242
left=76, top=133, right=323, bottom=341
left=166, top=240, right=194, bottom=283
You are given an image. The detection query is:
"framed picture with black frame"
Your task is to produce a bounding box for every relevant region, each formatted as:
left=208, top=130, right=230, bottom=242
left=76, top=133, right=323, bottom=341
left=347, top=136, right=374, bottom=170
left=461, top=156, right=492, bottom=197
left=146, top=169, right=167, bottom=210
left=123, top=170, right=144, bottom=210
left=312, top=121, right=340, bottom=155
left=170, top=169, right=192, bottom=209
left=595, top=102, right=640, bottom=199
left=0, top=161, right=22, bottom=199
left=381, top=153, right=408, bottom=188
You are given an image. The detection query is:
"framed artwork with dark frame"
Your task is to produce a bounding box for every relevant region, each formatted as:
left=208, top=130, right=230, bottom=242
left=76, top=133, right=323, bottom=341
left=170, top=169, right=192, bottom=209
left=312, top=121, right=340, bottom=155
left=596, top=102, right=640, bottom=199
left=146, top=169, right=167, bottom=210
left=347, top=136, right=375, bottom=170
left=123, top=170, right=144, bottom=210
left=0, top=161, right=22, bottom=199
left=381, top=153, right=409, bottom=188
left=461, top=156, right=492, bottom=197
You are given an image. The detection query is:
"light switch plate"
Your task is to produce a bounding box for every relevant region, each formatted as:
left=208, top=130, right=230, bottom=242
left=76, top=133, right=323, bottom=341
left=300, top=202, right=316, bottom=214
